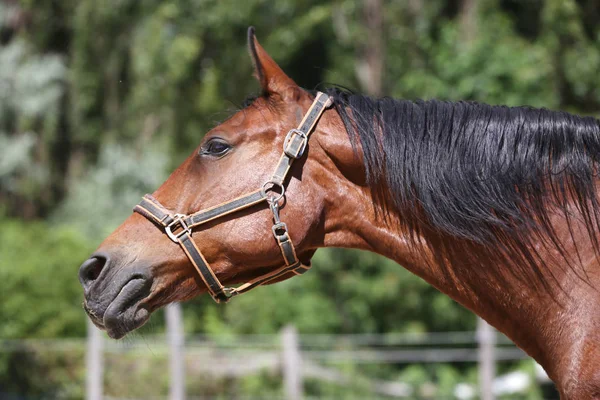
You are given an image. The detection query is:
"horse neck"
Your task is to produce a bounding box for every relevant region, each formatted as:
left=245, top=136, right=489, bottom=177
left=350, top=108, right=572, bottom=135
left=321, top=167, right=600, bottom=380
left=316, top=108, right=600, bottom=388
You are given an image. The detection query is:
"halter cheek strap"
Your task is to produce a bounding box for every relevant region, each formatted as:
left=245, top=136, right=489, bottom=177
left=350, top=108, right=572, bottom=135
left=133, top=92, right=332, bottom=303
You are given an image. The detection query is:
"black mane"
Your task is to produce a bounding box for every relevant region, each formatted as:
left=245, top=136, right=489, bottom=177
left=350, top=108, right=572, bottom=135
left=327, top=88, right=600, bottom=287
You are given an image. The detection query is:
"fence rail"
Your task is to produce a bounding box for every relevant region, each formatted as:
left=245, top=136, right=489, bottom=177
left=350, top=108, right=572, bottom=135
left=0, top=309, right=551, bottom=400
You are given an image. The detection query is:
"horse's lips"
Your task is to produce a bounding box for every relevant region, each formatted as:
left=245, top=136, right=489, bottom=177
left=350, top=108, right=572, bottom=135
left=102, top=278, right=152, bottom=339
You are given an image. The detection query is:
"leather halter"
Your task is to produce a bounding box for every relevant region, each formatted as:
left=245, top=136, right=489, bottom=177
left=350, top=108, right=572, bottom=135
left=133, top=92, right=332, bottom=303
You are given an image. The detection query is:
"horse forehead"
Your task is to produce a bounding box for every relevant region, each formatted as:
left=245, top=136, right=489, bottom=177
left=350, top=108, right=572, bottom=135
left=225, top=100, right=288, bottom=136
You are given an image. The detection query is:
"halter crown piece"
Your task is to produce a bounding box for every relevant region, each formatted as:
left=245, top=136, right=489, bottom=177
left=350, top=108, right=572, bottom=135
left=134, top=92, right=333, bottom=303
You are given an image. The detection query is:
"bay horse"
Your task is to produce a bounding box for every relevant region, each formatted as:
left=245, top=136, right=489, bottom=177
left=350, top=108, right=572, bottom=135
left=79, top=28, right=600, bottom=399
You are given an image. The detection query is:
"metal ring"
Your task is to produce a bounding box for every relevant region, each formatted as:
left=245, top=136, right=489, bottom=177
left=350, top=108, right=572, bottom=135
left=261, top=181, right=285, bottom=204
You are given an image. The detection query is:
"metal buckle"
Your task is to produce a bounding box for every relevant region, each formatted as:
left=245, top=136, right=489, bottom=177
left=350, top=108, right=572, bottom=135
left=165, top=214, right=190, bottom=242
left=284, top=129, right=308, bottom=158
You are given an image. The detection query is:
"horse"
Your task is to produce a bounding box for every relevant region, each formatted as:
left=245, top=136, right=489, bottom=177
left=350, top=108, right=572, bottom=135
left=79, top=27, right=600, bottom=399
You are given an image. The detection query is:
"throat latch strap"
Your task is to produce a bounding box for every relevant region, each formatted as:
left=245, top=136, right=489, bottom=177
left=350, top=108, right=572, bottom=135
left=133, top=92, right=332, bottom=303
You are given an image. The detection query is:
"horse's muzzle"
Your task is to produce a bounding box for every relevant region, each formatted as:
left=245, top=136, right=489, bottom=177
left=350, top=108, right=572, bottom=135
left=79, top=253, right=153, bottom=338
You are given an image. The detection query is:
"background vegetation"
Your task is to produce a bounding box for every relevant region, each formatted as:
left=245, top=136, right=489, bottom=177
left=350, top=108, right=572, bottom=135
left=1, top=0, right=599, bottom=398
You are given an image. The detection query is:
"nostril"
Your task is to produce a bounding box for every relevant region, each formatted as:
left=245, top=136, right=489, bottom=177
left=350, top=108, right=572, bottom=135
left=79, top=256, right=107, bottom=291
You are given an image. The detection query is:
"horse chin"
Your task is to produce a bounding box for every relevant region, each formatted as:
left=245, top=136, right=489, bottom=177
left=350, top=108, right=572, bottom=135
left=106, top=278, right=153, bottom=339
left=86, top=277, right=153, bottom=339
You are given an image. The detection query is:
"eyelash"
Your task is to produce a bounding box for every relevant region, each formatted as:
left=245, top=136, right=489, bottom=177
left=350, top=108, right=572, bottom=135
left=200, top=138, right=232, bottom=157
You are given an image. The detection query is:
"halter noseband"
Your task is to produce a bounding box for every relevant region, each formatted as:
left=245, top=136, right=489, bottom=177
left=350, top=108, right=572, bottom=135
left=133, top=92, right=332, bottom=303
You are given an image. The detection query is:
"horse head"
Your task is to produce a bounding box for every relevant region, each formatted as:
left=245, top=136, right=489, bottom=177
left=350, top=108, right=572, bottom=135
left=78, top=28, right=364, bottom=338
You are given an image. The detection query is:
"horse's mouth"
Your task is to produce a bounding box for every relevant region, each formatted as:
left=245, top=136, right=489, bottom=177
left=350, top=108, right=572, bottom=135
left=84, top=277, right=152, bottom=339
left=81, top=249, right=316, bottom=339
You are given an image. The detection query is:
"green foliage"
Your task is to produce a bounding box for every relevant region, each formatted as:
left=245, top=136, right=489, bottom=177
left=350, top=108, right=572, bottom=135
left=0, top=344, right=85, bottom=400
left=52, top=142, right=169, bottom=241
left=0, top=37, right=66, bottom=214
left=0, top=217, right=91, bottom=338
left=395, top=15, right=555, bottom=107
left=0, top=217, right=90, bottom=397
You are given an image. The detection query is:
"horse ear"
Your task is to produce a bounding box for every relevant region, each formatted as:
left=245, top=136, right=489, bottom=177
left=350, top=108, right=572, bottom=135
left=247, top=27, right=299, bottom=99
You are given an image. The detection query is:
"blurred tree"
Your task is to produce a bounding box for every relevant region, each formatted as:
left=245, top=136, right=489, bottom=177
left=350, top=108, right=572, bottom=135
left=1, top=0, right=599, bottom=219
left=0, top=17, right=67, bottom=217
left=357, top=0, right=384, bottom=96
left=0, top=217, right=91, bottom=338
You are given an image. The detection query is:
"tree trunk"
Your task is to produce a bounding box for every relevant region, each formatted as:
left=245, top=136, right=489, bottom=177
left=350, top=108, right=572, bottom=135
left=356, top=0, right=384, bottom=97
left=459, top=0, right=478, bottom=43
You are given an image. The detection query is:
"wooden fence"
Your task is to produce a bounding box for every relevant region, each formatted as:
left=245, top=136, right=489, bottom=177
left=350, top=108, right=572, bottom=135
left=82, top=304, right=548, bottom=400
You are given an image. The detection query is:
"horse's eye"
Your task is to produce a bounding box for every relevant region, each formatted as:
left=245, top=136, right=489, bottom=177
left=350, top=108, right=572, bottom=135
left=200, top=139, right=231, bottom=157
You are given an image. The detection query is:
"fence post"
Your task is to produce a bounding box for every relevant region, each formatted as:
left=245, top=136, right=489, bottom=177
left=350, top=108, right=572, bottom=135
left=86, top=320, right=103, bottom=400
left=281, top=325, right=303, bottom=400
left=167, top=303, right=186, bottom=400
left=477, top=317, right=496, bottom=400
